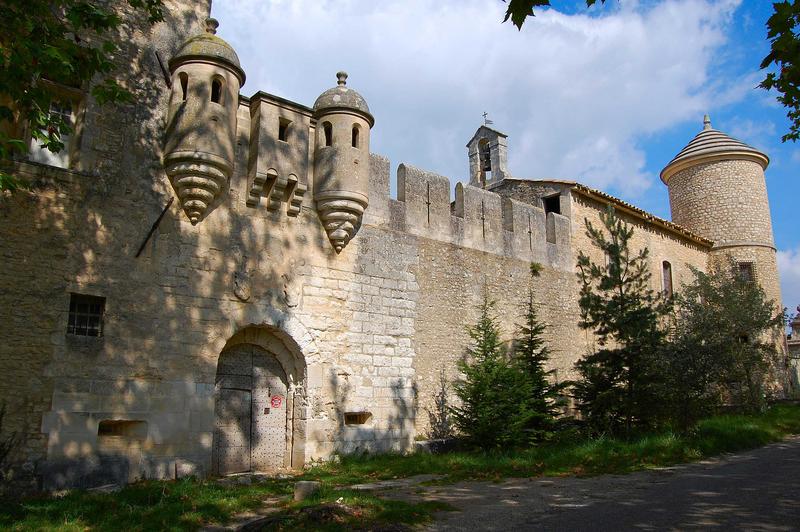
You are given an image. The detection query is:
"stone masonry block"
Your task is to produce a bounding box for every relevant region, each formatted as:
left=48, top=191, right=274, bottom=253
left=397, top=163, right=451, bottom=239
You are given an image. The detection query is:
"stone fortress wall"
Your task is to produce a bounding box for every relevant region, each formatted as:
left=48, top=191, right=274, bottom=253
left=0, top=0, right=785, bottom=489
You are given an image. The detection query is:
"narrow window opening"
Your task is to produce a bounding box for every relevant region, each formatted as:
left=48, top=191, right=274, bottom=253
left=211, top=77, right=223, bottom=104
left=278, top=118, right=291, bottom=142
left=323, top=122, right=333, bottom=147
left=179, top=72, right=188, bottom=101
left=738, top=262, right=755, bottom=283
left=351, top=125, right=360, bottom=148
left=479, top=139, right=491, bottom=171
left=662, top=261, right=673, bottom=298
left=98, top=420, right=147, bottom=438
left=344, top=411, right=372, bottom=425
left=543, top=194, right=561, bottom=216
left=67, top=294, right=105, bottom=337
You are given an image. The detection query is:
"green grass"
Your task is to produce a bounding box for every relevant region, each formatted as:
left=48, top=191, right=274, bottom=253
left=0, top=477, right=292, bottom=531
left=298, top=404, right=800, bottom=483
left=2, top=404, right=799, bottom=531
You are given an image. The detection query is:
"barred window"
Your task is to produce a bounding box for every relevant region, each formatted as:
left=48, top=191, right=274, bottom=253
left=67, top=294, right=105, bottom=337
left=738, top=262, right=755, bottom=283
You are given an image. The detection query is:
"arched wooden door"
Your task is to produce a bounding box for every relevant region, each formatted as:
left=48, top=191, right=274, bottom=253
left=213, top=343, right=288, bottom=475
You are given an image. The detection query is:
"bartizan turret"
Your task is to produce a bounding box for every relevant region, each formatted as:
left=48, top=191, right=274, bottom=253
left=660, top=115, right=782, bottom=307
left=163, top=18, right=245, bottom=225
left=312, top=72, right=374, bottom=253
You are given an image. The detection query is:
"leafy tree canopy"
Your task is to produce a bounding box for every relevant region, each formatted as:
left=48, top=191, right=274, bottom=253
left=671, top=257, right=786, bottom=413
left=501, top=0, right=800, bottom=142
left=760, top=1, right=800, bottom=141
left=0, top=0, right=164, bottom=191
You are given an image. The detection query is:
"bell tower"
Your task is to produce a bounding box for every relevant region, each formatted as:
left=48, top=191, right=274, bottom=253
left=467, top=125, right=508, bottom=188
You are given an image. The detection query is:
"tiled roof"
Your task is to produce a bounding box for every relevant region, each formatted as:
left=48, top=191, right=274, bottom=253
left=660, top=115, right=768, bottom=182
left=497, top=178, right=713, bottom=247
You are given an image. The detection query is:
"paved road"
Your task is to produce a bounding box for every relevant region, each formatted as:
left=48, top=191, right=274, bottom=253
left=402, top=436, right=800, bottom=531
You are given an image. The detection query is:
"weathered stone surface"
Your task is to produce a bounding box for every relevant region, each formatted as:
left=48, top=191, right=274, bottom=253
left=294, top=480, right=321, bottom=501
left=0, top=2, right=789, bottom=492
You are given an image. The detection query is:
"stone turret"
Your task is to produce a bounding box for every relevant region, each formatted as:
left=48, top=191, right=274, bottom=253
left=660, top=115, right=782, bottom=308
left=163, top=18, right=245, bottom=225
left=790, top=307, right=800, bottom=339
left=467, top=125, right=508, bottom=188
left=312, top=72, right=374, bottom=253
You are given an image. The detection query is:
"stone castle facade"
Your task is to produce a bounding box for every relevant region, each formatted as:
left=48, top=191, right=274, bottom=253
left=0, top=2, right=790, bottom=489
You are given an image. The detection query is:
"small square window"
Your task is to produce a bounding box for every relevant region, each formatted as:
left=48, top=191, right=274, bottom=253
left=67, top=294, right=105, bottom=337
left=28, top=99, right=76, bottom=169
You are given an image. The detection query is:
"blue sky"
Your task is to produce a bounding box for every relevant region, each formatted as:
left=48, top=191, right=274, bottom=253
left=212, top=0, right=799, bottom=312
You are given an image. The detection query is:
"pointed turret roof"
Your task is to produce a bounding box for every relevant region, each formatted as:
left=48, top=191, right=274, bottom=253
left=660, top=115, right=769, bottom=183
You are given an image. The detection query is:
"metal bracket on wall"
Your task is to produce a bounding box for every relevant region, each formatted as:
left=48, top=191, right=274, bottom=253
left=135, top=197, right=174, bottom=257
left=155, top=51, right=172, bottom=88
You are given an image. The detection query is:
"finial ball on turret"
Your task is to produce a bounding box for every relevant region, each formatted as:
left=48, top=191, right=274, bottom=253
left=205, top=18, right=219, bottom=35
left=336, top=71, right=348, bottom=86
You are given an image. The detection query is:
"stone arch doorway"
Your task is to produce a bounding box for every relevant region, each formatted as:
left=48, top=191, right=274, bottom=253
left=213, top=340, right=296, bottom=475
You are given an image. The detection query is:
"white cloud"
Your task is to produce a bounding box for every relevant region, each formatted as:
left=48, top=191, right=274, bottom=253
left=212, top=0, right=744, bottom=197
left=723, top=117, right=776, bottom=152
left=778, top=247, right=800, bottom=313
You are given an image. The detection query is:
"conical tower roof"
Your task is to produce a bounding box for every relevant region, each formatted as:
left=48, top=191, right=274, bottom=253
left=660, top=115, right=768, bottom=183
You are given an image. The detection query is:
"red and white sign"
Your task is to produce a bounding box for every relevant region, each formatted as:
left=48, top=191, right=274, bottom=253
left=270, top=395, right=283, bottom=409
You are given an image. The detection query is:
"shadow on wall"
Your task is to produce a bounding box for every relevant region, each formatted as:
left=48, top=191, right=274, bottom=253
left=0, top=3, right=323, bottom=490
left=327, top=368, right=417, bottom=456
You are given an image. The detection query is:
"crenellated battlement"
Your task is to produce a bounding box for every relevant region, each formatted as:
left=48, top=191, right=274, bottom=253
left=365, top=155, right=573, bottom=270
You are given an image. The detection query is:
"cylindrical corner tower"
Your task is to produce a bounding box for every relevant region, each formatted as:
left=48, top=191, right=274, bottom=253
left=163, top=18, right=245, bottom=225
left=660, top=115, right=782, bottom=308
left=312, top=71, right=374, bottom=253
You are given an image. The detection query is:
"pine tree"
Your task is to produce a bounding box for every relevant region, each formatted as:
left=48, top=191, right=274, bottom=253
left=573, top=207, right=671, bottom=436
left=450, top=292, right=532, bottom=449
left=512, top=263, right=564, bottom=442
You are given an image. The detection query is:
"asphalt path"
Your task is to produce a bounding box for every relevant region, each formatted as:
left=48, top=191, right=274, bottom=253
left=407, top=436, right=800, bottom=531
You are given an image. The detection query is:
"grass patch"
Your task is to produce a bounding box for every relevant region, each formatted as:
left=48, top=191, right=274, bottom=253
left=263, top=488, right=455, bottom=531
left=1, top=404, right=798, bottom=530
left=0, top=477, right=292, bottom=531
left=300, top=404, right=800, bottom=483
